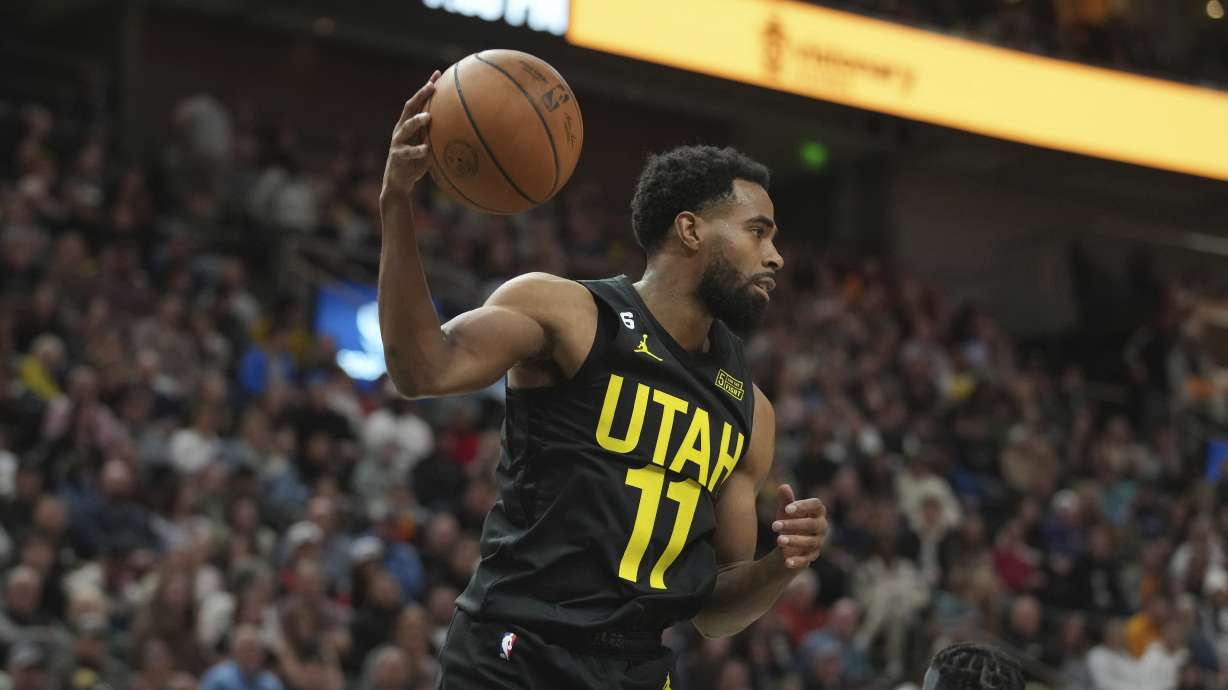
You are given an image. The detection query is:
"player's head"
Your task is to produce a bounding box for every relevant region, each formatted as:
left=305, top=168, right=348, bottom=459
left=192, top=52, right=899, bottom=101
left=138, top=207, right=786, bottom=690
left=630, top=145, right=781, bottom=336
left=922, top=643, right=1025, bottom=690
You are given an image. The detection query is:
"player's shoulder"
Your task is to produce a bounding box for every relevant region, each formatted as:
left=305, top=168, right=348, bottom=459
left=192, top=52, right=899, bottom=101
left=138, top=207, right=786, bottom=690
left=488, top=272, right=589, bottom=303
left=486, top=272, right=596, bottom=323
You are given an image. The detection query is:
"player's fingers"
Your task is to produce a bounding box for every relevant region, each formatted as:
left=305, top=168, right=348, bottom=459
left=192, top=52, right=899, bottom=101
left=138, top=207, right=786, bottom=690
left=782, top=551, right=818, bottom=569
left=429, top=69, right=442, bottom=84
left=783, top=497, right=826, bottom=517
left=390, top=143, right=429, bottom=161
left=776, top=484, right=796, bottom=511
left=396, top=80, right=437, bottom=128
left=771, top=517, right=822, bottom=534
left=394, top=112, right=431, bottom=145
left=777, top=534, right=823, bottom=551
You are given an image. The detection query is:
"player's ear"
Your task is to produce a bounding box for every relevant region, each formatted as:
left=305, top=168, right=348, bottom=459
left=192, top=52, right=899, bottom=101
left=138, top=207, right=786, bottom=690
left=673, top=211, right=702, bottom=252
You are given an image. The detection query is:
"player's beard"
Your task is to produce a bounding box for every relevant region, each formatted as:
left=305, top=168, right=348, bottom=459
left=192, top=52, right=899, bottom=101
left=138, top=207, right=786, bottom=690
left=696, top=243, right=769, bottom=338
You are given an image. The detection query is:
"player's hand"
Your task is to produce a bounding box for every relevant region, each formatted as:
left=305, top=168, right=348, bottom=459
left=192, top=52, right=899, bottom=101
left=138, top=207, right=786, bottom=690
left=381, top=70, right=442, bottom=203
left=771, top=484, right=828, bottom=569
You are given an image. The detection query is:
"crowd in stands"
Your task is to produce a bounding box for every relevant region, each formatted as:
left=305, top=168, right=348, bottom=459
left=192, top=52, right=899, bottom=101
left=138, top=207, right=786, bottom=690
left=3, top=87, right=1228, bottom=690
left=814, top=0, right=1228, bottom=87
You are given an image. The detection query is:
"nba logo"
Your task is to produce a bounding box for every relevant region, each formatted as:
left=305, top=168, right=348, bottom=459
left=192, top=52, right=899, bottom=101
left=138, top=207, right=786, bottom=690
left=499, top=632, right=517, bottom=660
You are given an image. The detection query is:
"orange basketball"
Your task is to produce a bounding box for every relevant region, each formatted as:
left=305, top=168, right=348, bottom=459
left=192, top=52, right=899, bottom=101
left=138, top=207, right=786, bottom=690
left=425, top=49, right=584, bottom=215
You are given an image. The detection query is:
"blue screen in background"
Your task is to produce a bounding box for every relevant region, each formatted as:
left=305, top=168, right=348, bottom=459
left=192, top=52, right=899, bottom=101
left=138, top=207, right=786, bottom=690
left=314, top=282, right=385, bottom=382
left=1206, top=438, right=1228, bottom=482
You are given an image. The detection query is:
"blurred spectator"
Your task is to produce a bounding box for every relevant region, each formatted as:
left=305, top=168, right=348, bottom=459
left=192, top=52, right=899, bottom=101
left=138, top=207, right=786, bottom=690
left=1127, top=595, right=1172, bottom=658
left=133, top=564, right=210, bottom=676
left=276, top=559, right=349, bottom=661
left=68, top=459, right=159, bottom=560
left=0, top=566, right=72, bottom=665
left=60, top=614, right=128, bottom=690
left=16, top=333, right=65, bottom=402
left=358, top=645, right=410, bottom=690
left=1088, top=617, right=1135, bottom=690
left=237, top=331, right=295, bottom=400
left=199, top=625, right=282, bottom=690
left=3, top=640, right=54, bottom=690
left=852, top=532, right=928, bottom=679
left=132, top=638, right=196, bottom=690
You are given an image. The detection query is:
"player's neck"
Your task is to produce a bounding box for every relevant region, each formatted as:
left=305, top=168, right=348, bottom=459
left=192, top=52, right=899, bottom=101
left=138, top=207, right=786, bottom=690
left=634, top=268, right=713, bottom=354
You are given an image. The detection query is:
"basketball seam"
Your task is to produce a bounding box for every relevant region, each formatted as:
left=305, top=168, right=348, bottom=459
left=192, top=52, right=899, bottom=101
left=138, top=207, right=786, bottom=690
left=454, top=58, right=541, bottom=206
left=427, top=123, right=507, bottom=214
left=474, top=53, right=560, bottom=198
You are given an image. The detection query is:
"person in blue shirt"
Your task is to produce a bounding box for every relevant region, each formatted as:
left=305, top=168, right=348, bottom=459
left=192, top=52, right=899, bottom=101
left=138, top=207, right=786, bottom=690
left=200, top=625, right=283, bottom=690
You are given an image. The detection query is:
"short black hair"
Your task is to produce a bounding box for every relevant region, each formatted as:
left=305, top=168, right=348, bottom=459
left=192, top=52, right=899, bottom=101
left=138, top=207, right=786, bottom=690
left=630, top=145, right=770, bottom=253
left=926, top=644, right=1025, bottom=690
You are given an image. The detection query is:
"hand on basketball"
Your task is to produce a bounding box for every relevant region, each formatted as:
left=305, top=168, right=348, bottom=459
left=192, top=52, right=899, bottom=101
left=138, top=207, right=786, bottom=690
left=771, top=484, right=828, bottom=569
left=382, top=70, right=442, bottom=202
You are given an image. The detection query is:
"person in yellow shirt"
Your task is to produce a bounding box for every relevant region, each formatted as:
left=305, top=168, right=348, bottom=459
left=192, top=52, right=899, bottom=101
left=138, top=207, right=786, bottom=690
left=16, top=333, right=65, bottom=401
left=1125, top=595, right=1171, bottom=658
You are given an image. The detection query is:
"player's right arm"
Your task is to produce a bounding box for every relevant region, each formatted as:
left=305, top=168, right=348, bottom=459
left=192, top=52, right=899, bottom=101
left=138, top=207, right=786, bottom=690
left=377, top=74, right=567, bottom=399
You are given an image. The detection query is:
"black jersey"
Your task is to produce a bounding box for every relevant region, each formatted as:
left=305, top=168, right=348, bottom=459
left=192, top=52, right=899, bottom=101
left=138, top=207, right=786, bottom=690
left=456, top=275, right=756, bottom=635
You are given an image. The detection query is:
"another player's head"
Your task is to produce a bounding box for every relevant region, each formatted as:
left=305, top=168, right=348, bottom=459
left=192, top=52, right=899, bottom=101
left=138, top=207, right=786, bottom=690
left=922, top=643, right=1025, bottom=690
left=631, top=145, right=781, bottom=336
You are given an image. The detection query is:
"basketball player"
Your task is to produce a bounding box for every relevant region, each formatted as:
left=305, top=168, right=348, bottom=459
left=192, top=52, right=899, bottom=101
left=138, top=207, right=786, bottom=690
left=922, top=644, right=1026, bottom=690
left=381, top=73, right=828, bottom=689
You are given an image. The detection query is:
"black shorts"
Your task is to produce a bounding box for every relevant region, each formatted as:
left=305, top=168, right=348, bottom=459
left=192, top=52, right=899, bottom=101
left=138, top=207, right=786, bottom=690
left=437, top=609, right=676, bottom=690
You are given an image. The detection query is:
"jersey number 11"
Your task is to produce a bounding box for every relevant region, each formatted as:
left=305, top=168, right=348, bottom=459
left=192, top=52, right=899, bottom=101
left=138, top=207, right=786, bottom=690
left=618, top=465, right=700, bottom=590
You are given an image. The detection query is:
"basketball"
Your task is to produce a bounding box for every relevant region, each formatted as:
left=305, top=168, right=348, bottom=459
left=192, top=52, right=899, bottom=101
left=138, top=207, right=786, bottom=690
left=425, top=49, right=584, bottom=215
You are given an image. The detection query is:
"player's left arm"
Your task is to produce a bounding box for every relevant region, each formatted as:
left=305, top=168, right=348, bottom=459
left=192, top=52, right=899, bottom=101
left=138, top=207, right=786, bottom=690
left=692, top=384, right=828, bottom=638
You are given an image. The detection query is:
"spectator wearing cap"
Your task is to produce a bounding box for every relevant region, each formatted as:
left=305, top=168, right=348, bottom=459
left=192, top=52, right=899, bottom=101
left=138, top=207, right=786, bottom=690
left=278, top=521, right=323, bottom=581
left=200, top=625, right=282, bottom=690
left=3, top=640, right=51, bottom=690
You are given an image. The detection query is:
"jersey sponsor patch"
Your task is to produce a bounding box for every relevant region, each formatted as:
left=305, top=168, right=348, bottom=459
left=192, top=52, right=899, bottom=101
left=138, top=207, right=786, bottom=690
left=499, top=632, right=517, bottom=660
left=714, top=369, right=745, bottom=401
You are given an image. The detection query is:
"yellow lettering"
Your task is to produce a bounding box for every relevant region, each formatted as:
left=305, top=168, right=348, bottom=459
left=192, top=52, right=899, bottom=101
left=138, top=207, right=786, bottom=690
left=619, top=465, right=665, bottom=583
left=596, top=375, right=649, bottom=454
left=668, top=407, right=711, bottom=487
left=707, top=422, right=745, bottom=492
left=650, top=478, right=700, bottom=589
left=650, top=389, right=689, bottom=466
